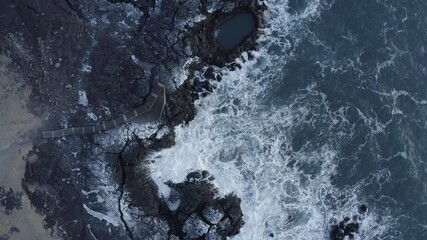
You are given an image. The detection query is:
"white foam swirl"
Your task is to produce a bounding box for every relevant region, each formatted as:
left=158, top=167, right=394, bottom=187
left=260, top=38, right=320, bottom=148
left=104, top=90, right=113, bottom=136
left=148, top=1, right=397, bottom=239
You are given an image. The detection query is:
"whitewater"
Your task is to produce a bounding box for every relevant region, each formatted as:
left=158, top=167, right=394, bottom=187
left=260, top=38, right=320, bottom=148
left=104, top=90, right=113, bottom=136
left=146, top=0, right=419, bottom=239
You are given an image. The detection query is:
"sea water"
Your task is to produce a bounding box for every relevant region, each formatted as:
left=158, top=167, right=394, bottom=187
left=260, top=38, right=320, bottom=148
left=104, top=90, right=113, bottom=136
left=149, top=0, right=427, bottom=239
left=215, top=11, right=257, bottom=51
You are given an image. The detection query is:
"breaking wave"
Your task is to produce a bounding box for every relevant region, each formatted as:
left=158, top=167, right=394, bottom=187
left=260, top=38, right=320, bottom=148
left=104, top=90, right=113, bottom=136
left=148, top=0, right=401, bottom=239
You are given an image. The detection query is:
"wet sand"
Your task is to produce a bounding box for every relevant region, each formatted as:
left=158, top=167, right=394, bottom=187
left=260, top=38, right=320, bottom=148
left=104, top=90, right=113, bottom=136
left=0, top=54, right=57, bottom=239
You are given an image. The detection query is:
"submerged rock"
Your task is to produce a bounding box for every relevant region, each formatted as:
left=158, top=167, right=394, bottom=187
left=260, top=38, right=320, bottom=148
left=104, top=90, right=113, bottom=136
left=0, top=187, right=22, bottom=215
left=330, top=204, right=368, bottom=240
left=358, top=204, right=368, bottom=214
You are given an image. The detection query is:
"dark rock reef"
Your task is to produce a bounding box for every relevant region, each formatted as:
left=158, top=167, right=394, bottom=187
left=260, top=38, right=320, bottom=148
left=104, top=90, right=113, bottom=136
left=165, top=171, right=244, bottom=239
left=168, top=171, right=244, bottom=239
left=0, top=0, right=90, bottom=116
left=330, top=204, right=368, bottom=240
left=190, top=1, right=265, bottom=66
left=0, top=187, right=22, bottom=215
left=0, top=0, right=265, bottom=239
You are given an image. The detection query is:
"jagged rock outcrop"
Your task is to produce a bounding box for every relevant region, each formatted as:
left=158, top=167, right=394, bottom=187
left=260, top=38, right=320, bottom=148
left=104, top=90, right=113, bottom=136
left=0, top=187, right=22, bottom=215
left=164, top=171, right=245, bottom=239
left=330, top=204, right=368, bottom=240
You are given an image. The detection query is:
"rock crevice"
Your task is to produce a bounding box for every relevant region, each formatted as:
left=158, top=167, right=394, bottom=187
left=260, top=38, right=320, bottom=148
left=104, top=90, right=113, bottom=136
left=0, top=0, right=266, bottom=239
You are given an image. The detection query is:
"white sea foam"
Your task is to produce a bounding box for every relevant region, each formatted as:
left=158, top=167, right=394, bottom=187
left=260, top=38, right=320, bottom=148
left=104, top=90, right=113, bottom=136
left=94, top=121, right=160, bottom=148
left=82, top=154, right=123, bottom=228
left=81, top=64, right=92, bottom=73
left=148, top=0, right=397, bottom=239
left=87, top=112, right=98, bottom=121
left=83, top=204, right=120, bottom=227
left=78, top=90, right=89, bottom=106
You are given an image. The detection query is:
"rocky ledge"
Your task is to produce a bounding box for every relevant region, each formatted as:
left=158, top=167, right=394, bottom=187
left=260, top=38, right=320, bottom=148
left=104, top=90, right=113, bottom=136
left=0, top=0, right=265, bottom=239
left=166, top=171, right=244, bottom=239
left=330, top=204, right=368, bottom=240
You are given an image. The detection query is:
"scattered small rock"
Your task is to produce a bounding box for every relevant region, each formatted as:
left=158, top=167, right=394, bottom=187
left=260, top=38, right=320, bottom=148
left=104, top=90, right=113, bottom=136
left=330, top=204, right=368, bottom=240
left=0, top=187, right=22, bottom=215
left=9, top=227, right=20, bottom=234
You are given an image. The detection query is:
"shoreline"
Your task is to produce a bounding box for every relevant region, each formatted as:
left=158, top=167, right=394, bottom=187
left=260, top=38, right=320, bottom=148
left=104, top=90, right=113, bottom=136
left=0, top=1, right=266, bottom=239
left=0, top=54, right=55, bottom=239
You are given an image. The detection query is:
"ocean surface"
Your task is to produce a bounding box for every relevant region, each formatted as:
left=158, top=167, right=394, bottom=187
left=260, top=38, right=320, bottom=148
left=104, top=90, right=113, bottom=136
left=150, top=0, right=427, bottom=239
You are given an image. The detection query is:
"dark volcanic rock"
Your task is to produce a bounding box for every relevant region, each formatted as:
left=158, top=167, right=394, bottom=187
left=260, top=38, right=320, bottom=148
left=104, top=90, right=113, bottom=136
left=203, top=205, right=224, bottom=225
left=0, top=187, right=22, bottom=215
left=189, top=0, right=266, bottom=66
left=22, top=140, right=128, bottom=239
left=0, top=0, right=90, bottom=116
left=0, top=0, right=265, bottom=239
left=358, top=204, right=368, bottom=214
left=206, top=226, right=224, bottom=240
left=163, top=171, right=245, bottom=239
left=330, top=205, right=368, bottom=240
left=9, top=227, right=20, bottom=234
left=183, top=214, right=210, bottom=238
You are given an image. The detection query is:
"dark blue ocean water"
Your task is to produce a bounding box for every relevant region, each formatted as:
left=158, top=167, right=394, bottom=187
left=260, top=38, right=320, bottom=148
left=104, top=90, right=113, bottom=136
left=275, top=0, right=427, bottom=238
left=150, top=0, right=427, bottom=239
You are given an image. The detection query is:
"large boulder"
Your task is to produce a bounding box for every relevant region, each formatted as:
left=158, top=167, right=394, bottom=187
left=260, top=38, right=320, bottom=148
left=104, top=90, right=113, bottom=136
left=164, top=171, right=245, bottom=239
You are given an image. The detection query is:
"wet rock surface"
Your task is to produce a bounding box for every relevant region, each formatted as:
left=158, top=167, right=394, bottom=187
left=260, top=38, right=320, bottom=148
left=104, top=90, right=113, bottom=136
left=164, top=171, right=244, bottom=239
left=183, top=214, right=210, bottom=238
left=0, top=226, right=21, bottom=240
left=190, top=0, right=266, bottom=66
left=330, top=204, right=368, bottom=240
left=0, top=0, right=90, bottom=116
left=0, top=0, right=264, bottom=239
left=215, top=11, right=257, bottom=51
left=0, top=187, right=22, bottom=215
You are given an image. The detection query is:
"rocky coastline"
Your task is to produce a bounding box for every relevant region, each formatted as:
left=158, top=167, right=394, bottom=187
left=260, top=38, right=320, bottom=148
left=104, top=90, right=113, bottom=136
left=0, top=0, right=265, bottom=239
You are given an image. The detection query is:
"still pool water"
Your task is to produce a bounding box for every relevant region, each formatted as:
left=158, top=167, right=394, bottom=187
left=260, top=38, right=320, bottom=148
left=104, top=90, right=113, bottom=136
left=215, top=11, right=257, bottom=51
